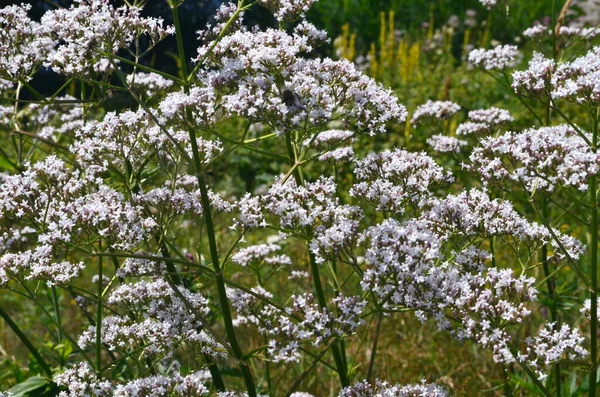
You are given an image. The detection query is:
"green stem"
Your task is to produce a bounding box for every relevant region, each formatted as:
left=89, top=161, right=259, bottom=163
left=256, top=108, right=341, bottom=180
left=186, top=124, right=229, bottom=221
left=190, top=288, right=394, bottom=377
left=197, top=172, right=256, bottom=395
left=169, top=3, right=255, bottom=393
left=366, top=311, right=383, bottom=383
left=502, top=366, right=513, bottom=397
left=284, top=339, right=336, bottom=397
left=539, top=195, right=560, bottom=395
left=510, top=348, right=552, bottom=397
left=284, top=130, right=349, bottom=387
left=170, top=4, right=189, bottom=80
left=96, top=244, right=103, bottom=379
left=159, top=242, right=225, bottom=391
left=590, top=112, right=598, bottom=397
left=308, top=244, right=349, bottom=388
left=0, top=306, right=53, bottom=377
left=50, top=287, right=64, bottom=368
left=99, top=52, right=183, bottom=85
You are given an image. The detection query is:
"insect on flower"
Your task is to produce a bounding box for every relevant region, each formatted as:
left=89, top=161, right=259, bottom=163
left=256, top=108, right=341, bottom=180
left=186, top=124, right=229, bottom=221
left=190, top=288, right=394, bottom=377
left=282, top=88, right=305, bottom=111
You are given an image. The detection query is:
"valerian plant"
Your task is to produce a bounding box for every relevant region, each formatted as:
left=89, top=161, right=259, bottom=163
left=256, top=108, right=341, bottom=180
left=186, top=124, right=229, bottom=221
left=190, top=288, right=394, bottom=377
left=0, top=0, right=597, bottom=396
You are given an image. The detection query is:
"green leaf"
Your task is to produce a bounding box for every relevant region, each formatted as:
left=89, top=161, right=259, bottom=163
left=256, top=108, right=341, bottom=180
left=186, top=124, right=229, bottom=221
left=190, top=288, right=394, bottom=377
left=8, top=376, right=50, bottom=397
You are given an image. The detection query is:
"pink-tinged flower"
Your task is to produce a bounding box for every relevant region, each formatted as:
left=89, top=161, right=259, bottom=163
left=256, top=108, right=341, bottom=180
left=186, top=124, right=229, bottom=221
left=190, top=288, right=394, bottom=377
left=466, top=125, right=600, bottom=192
left=427, top=135, right=468, bottom=153
left=412, top=100, right=461, bottom=125
left=512, top=52, right=555, bottom=96
left=41, top=0, right=172, bottom=77
left=340, top=379, right=447, bottom=396
left=552, top=46, right=600, bottom=104
left=258, top=0, right=317, bottom=22
left=350, top=149, right=453, bottom=213
left=468, top=45, right=521, bottom=71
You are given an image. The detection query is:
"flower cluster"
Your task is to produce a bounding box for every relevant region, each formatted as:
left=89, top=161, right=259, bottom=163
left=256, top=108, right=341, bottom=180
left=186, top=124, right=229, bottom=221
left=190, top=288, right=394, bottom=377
left=468, top=45, right=521, bottom=71
left=42, top=0, right=173, bottom=77
left=350, top=149, right=453, bottom=213
left=229, top=289, right=365, bottom=363
left=197, top=27, right=406, bottom=135
left=0, top=156, right=158, bottom=286
left=307, top=129, right=355, bottom=148
left=197, top=2, right=245, bottom=44
left=339, top=379, right=447, bottom=397
left=426, top=134, right=468, bottom=153
left=423, top=188, right=584, bottom=262
left=552, top=46, right=600, bottom=104
left=523, top=323, right=588, bottom=381
left=0, top=4, right=54, bottom=81
left=258, top=0, right=317, bottom=22
left=127, top=72, right=174, bottom=99
left=466, top=125, right=600, bottom=192
left=468, top=107, right=513, bottom=125
left=512, top=52, right=555, bottom=97
left=54, top=362, right=211, bottom=397
left=411, top=100, right=461, bottom=126
left=524, top=23, right=600, bottom=41
left=231, top=243, right=292, bottom=267
left=78, top=279, right=223, bottom=359
left=1, top=0, right=172, bottom=81
left=249, top=176, right=363, bottom=264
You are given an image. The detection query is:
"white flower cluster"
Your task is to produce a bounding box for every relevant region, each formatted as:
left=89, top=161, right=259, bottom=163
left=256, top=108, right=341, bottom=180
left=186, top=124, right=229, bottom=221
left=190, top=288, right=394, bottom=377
left=159, top=86, right=218, bottom=128
left=266, top=293, right=366, bottom=362
left=43, top=0, right=173, bottom=76
left=0, top=156, right=158, bottom=286
left=411, top=100, right=461, bottom=125
left=466, top=125, right=600, bottom=192
left=523, top=24, right=548, bottom=39
left=426, top=134, right=468, bottom=153
left=78, top=279, right=223, bottom=359
left=524, top=23, right=600, bottom=40
left=228, top=288, right=365, bottom=363
left=512, top=46, right=600, bottom=105
left=0, top=0, right=173, bottom=80
left=54, top=362, right=211, bottom=396
left=53, top=362, right=112, bottom=397
left=318, top=146, right=356, bottom=162
left=523, top=323, right=588, bottom=381
left=468, top=107, right=513, bottom=125
left=260, top=176, right=363, bottom=263
left=116, top=257, right=166, bottom=278
left=468, top=45, right=521, bottom=71
left=512, top=52, right=555, bottom=96
left=258, top=0, right=317, bottom=22
left=339, top=379, right=447, bottom=397
left=72, top=107, right=222, bottom=177
left=231, top=243, right=292, bottom=267
left=197, top=2, right=245, bottom=44
left=232, top=193, right=267, bottom=230
left=0, top=4, right=54, bottom=81
left=478, top=0, right=499, bottom=9
left=424, top=189, right=584, bottom=262
left=359, top=187, right=586, bottom=374
left=552, top=46, right=600, bottom=104
left=307, top=129, right=355, bottom=147
left=455, top=121, right=489, bottom=136
left=197, top=28, right=406, bottom=135
left=350, top=149, right=454, bottom=213
left=23, top=96, right=85, bottom=141
left=127, top=72, right=174, bottom=99
left=454, top=107, right=513, bottom=138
